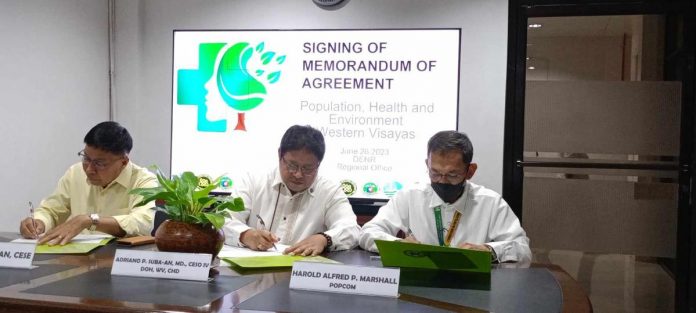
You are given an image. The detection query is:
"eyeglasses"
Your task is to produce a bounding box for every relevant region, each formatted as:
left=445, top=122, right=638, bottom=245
left=78, top=150, right=120, bottom=171
left=427, top=169, right=467, bottom=184
left=281, top=156, right=319, bottom=176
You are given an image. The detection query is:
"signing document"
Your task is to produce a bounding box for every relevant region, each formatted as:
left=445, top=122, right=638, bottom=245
left=219, top=244, right=337, bottom=269
left=12, top=234, right=114, bottom=254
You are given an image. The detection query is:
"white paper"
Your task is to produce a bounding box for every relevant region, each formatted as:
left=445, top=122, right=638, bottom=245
left=218, top=243, right=291, bottom=258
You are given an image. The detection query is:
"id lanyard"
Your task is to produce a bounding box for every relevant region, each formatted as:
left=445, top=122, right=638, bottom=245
left=434, top=207, right=462, bottom=247
left=433, top=185, right=467, bottom=247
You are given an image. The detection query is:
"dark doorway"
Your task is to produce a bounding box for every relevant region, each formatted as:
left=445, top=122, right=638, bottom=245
left=505, top=1, right=695, bottom=312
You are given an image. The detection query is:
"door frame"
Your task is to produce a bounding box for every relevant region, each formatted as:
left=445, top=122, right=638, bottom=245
left=503, top=1, right=696, bottom=312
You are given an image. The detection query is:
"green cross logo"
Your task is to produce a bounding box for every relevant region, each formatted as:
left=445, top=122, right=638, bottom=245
left=177, top=42, right=285, bottom=132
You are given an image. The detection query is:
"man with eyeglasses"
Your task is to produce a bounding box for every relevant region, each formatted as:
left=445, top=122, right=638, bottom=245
left=223, top=125, right=360, bottom=256
left=19, top=121, right=156, bottom=244
left=359, top=131, right=531, bottom=263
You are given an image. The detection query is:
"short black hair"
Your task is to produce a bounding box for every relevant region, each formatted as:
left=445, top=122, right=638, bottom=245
left=427, top=130, right=473, bottom=163
left=83, top=121, right=133, bottom=155
left=279, top=125, right=325, bottom=162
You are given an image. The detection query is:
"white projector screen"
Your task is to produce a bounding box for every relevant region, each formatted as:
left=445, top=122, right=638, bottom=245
left=172, top=29, right=460, bottom=200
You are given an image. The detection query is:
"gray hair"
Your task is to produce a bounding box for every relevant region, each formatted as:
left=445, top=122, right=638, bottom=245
left=427, top=131, right=473, bottom=163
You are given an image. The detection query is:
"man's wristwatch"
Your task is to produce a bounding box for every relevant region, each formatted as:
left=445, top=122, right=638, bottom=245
left=317, top=232, right=333, bottom=252
left=88, top=214, right=100, bottom=231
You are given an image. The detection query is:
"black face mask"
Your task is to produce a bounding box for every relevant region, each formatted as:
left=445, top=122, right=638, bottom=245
left=431, top=182, right=465, bottom=204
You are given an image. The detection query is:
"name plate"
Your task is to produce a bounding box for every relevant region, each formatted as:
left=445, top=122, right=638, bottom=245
left=0, top=242, right=36, bottom=269
left=289, top=261, right=400, bottom=297
left=111, top=249, right=211, bottom=281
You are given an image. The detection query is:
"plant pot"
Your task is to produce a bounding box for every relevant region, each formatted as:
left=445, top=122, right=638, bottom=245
left=154, top=220, right=225, bottom=258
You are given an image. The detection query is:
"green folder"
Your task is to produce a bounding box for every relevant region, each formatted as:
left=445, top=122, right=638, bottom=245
left=375, top=240, right=491, bottom=273
left=221, top=255, right=339, bottom=269
left=35, top=238, right=113, bottom=254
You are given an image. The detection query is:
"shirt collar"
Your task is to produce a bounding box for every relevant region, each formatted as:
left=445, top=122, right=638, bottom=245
left=272, top=167, right=318, bottom=197
left=107, top=161, right=133, bottom=189
left=272, top=167, right=284, bottom=189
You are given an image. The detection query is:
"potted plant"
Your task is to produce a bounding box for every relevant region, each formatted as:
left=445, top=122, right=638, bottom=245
left=130, top=168, right=244, bottom=258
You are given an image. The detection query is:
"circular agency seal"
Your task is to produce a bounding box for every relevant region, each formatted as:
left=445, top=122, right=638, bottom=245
left=219, top=176, right=233, bottom=189
left=362, top=182, right=379, bottom=195
left=340, top=180, right=357, bottom=196
left=197, top=175, right=213, bottom=188
left=383, top=181, right=403, bottom=197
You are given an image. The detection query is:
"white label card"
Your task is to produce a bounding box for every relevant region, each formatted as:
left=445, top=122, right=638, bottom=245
left=0, top=242, right=36, bottom=269
left=289, top=261, right=400, bottom=298
left=111, top=249, right=211, bottom=281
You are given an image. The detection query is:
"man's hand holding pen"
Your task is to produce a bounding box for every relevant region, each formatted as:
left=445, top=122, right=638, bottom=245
left=239, top=215, right=279, bottom=251
left=20, top=218, right=45, bottom=239
left=401, top=227, right=420, bottom=244
left=240, top=229, right=279, bottom=251
left=19, top=201, right=45, bottom=239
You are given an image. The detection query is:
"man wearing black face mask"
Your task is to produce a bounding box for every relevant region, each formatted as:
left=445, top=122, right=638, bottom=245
left=359, top=131, right=532, bottom=263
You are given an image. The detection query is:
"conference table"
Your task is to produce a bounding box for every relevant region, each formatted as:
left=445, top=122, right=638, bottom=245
left=0, top=233, right=591, bottom=312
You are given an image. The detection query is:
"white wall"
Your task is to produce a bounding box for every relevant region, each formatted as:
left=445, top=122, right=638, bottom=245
left=0, top=0, right=509, bottom=231
left=0, top=0, right=110, bottom=232
left=113, top=0, right=509, bottom=192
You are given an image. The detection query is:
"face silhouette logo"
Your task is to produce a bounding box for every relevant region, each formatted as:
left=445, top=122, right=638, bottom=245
left=177, top=42, right=285, bottom=132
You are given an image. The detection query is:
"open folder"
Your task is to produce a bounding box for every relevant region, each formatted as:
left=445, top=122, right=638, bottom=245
left=376, top=240, right=492, bottom=289
left=219, top=244, right=339, bottom=270
left=375, top=240, right=491, bottom=273
left=12, top=235, right=114, bottom=254
left=221, top=255, right=338, bottom=269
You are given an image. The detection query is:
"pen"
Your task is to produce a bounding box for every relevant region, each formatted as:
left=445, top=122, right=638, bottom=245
left=28, top=201, right=38, bottom=238
left=255, top=214, right=278, bottom=251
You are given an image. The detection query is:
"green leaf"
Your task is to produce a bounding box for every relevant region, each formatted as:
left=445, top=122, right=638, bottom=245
left=163, top=204, right=183, bottom=221
left=193, top=182, right=218, bottom=202
left=190, top=213, right=207, bottom=225
left=153, top=168, right=176, bottom=192
left=234, top=197, right=244, bottom=208
left=216, top=200, right=245, bottom=212
left=128, top=166, right=246, bottom=230
left=129, top=187, right=164, bottom=206
left=154, top=191, right=180, bottom=203
left=198, top=197, right=217, bottom=210
left=180, top=172, right=199, bottom=187
left=203, top=212, right=225, bottom=230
